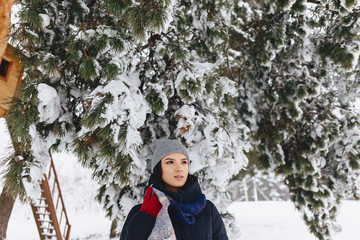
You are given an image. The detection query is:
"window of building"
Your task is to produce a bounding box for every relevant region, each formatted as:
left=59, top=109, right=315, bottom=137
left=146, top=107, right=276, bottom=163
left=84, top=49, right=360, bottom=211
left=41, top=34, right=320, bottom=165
left=0, top=58, right=11, bottom=81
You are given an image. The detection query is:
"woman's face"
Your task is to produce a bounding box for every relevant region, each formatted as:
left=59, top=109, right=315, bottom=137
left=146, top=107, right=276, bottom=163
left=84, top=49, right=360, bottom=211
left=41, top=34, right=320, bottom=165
left=161, top=152, right=189, bottom=192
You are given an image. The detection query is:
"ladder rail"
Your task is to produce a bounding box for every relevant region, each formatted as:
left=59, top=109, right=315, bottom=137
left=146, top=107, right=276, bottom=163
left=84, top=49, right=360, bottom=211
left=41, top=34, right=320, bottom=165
left=48, top=151, right=71, bottom=240
left=41, top=175, right=63, bottom=239
left=30, top=151, right=71, bottom=240
left=31, top=204, right=46, bottom=240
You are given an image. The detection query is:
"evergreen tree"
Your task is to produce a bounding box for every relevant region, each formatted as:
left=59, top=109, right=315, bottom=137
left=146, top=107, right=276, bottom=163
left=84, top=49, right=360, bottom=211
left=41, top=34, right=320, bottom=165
left=2, top=0, right=248, bottom=238
left=1, top=0, right=360, bottom=239
left=230, top=1, right=360, bottom=239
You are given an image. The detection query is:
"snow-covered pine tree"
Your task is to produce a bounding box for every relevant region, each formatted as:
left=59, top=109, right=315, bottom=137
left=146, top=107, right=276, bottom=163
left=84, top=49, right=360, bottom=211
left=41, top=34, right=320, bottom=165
left=2, top=0, right=249, bottom=238
left=3, top=1, right=360, bottom=239
left=230, top=1, right=360, bottom=239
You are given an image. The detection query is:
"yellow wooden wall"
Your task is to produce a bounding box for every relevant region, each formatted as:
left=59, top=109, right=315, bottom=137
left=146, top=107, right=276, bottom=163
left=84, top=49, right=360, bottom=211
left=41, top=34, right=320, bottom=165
left=0, top=45, right=23, bottom=117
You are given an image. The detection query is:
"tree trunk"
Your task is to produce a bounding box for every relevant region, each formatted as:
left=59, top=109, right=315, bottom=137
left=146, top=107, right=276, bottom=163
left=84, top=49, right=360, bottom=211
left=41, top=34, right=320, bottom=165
left=0, top=0, right=14, bottom=60
left=0, top=191, right=15, bottom=240
left=110, top=219, right=119, bottom=238
left=0, top=119, right=17, bottom=240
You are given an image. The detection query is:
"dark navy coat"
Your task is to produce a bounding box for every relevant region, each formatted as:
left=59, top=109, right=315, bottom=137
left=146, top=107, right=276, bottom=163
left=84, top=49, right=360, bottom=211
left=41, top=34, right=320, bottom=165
left=120, top=176, right=228, bottom=240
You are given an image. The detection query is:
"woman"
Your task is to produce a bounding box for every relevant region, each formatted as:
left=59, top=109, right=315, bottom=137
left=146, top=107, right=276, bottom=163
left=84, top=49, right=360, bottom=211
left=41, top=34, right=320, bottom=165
left=120, top=139, right=228, bottom=240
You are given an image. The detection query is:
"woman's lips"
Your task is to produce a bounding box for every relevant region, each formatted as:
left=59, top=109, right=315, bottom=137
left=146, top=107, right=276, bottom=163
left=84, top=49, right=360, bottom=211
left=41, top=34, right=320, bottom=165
left=174, top=175, right=183, bottom=179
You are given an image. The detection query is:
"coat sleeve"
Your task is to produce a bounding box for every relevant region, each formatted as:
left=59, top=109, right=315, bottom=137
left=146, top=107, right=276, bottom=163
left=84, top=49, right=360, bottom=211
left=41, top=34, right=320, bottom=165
left=120, top=204, right=156, bottom=240
left=209, top=201, right=228, bottom=240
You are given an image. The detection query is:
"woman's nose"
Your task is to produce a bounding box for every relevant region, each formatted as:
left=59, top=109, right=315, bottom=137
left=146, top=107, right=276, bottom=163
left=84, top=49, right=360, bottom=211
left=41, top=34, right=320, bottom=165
left=175, top=162, right=183, bottom=171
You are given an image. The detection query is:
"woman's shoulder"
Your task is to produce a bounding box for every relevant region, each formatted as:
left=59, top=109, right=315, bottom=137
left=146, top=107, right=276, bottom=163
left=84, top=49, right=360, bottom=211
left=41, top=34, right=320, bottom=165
left=132, top=203, right=142, bottom=209
left=130, top=203, right=142, bottom=211
left=202, top=199, right=221, bottom=215
left=205, top=199, right=217, bottom=208
left=126, top=203, right=142, bottom=216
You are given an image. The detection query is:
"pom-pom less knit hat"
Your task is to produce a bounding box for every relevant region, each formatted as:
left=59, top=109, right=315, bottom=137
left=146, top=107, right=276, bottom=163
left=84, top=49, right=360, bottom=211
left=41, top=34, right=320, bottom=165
left=150, top=139, right=189, bottom=172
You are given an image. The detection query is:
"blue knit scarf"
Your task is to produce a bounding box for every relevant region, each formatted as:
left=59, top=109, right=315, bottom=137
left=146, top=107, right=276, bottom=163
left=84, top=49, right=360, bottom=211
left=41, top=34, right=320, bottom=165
left=167, top=194, right=206, bottom=226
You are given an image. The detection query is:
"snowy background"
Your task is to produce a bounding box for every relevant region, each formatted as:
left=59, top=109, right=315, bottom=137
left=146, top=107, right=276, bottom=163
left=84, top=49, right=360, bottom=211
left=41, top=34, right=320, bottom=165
left=1, top=117, right=360, bottom=240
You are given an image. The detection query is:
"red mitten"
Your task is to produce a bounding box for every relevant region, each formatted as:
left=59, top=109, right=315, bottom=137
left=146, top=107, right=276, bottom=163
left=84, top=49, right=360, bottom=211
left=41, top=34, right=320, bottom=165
left=139, top=186, right=162, bottom=217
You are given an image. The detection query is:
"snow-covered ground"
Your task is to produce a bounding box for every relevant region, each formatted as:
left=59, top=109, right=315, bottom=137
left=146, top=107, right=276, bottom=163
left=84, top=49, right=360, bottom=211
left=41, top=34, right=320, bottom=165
left=1, top=118, right=360, bottom=240
left=229, top=201, right=360, bottom=240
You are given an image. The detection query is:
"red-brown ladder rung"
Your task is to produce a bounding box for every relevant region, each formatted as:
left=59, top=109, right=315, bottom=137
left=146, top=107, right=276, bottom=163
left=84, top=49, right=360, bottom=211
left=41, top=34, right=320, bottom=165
left=30, top=151, right=71, bottom=240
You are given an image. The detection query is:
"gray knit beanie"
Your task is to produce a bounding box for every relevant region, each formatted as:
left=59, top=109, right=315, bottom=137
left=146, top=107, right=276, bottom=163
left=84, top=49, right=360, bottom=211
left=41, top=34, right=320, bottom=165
left=150, top=139, right=189, bottom=172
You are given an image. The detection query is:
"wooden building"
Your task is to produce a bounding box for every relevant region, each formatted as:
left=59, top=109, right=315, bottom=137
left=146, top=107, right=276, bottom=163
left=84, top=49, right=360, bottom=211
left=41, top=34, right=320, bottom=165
left=0, top=44, right=24, bottom=117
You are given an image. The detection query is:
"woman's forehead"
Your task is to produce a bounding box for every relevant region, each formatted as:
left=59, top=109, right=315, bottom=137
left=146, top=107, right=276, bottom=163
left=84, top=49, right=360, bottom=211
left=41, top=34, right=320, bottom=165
left=162, top=152, right=188, bottom=160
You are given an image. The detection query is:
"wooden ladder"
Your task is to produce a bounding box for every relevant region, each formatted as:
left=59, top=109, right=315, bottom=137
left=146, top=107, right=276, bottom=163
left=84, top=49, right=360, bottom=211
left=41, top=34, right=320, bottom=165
left=31, top=152, right=71, bottom=240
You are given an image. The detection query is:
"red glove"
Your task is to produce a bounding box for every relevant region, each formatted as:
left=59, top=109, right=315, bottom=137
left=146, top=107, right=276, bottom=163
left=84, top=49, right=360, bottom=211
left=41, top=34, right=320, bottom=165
left=139, top=186, right=162, bottom=218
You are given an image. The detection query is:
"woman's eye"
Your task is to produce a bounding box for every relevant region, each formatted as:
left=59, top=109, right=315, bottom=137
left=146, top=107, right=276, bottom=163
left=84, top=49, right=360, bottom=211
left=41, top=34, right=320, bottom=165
left=182, top=161, right=188, bottom=164
left=166, top=161, right=173, bottom=164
